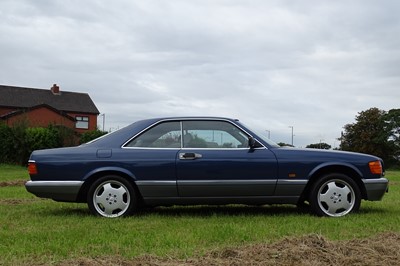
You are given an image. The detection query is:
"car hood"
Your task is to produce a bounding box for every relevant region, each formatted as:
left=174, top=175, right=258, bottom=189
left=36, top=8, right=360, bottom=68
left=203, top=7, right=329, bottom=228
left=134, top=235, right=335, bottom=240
left=271, top=147, right=382, bottom=162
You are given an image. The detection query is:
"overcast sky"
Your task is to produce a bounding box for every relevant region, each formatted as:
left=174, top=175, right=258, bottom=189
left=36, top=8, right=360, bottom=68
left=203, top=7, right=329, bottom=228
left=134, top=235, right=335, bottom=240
left=1, top=0, right=399, bottom=147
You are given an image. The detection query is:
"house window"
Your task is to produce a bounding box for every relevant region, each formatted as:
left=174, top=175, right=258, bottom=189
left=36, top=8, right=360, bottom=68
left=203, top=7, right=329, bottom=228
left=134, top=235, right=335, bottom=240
left=76, top=116, right=89, bottom=129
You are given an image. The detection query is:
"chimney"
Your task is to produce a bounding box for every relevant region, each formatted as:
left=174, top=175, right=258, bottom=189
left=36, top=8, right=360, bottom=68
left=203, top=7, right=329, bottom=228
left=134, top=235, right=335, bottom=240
left=51, top=84, right=60, bottom=95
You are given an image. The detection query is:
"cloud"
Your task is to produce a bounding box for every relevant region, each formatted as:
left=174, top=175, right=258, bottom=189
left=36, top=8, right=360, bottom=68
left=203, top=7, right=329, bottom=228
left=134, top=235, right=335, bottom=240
left=0, top=0, right=399, bottom=147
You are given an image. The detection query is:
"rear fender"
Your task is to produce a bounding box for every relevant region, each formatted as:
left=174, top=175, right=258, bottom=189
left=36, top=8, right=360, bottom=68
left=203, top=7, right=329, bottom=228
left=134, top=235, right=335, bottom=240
left=76, top=167, right=138, bottom=203
left=82, top=167, right=136, bottom=182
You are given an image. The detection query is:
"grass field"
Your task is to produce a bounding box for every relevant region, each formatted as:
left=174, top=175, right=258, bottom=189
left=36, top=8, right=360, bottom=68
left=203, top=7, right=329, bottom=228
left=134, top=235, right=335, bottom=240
left=0, top=164, right=399, bottom=265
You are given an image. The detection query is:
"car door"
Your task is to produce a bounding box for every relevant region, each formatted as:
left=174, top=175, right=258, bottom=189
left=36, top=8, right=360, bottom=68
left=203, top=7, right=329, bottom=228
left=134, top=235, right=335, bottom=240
left=122, top=121, right=182, bottom=198
left=176, top=120, right=278, bottom=197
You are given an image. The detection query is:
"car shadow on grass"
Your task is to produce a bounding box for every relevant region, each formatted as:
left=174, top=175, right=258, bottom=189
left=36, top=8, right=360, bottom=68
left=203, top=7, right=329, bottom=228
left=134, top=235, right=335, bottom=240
left=47, top=204, right=308, bottom=217
left=357, top=206, right=391, bottom=215
left=138, top=204, right=309, bottom=217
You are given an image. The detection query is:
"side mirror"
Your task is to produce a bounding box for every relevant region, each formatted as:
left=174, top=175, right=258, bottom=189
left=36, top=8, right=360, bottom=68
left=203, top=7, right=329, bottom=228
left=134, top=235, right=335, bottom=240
left=248, top=137, right=256, bottom=149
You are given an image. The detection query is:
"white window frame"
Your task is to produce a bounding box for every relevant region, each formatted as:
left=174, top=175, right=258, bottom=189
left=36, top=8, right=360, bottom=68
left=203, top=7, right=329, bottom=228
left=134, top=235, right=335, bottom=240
left=76, top=116, right=89, bottom=129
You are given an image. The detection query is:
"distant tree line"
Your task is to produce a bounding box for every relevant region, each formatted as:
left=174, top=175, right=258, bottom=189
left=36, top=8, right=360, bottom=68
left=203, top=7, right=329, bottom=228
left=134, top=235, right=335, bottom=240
left=306, top=143, right=331, bottom=150
left=0, top=122, right=107, bottom=165
left=280, top=107, right=399, bottom=167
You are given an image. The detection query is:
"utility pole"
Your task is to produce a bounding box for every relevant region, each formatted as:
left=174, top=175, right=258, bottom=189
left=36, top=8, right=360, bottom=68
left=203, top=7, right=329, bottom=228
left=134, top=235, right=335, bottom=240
left=100, top=113, right=105, bottom=132
left=289, top=126, right=294, bottom=146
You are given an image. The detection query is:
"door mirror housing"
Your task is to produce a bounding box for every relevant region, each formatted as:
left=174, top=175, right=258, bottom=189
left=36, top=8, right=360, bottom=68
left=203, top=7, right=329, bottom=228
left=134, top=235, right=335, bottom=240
left=248, top=137, right=256, bottom=149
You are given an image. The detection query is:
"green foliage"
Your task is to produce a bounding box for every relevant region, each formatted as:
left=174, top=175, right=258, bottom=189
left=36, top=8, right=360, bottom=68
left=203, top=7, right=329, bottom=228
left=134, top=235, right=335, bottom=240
left=222, top=142, right=233, bottom=148
left=0, top=164, right=399, bottom=265
left=26, top=127, right=60, bottom=151
left=0, top=121, right=30, bottom=165
left=340, top=107, right=399, bottom=166
left=79, top=129, right=108, bottom=144
left=384, top=109, right=400, bottom=162
left=187, top=135, right=208, bottom=148
left=306, top=143, right=332, bottom=149
left=54, top=125, right=76, bottom=147
left=0, top=123, right=75, bottom=165
left=0, top=124, right=106, bottom=165
left=277, top=142, right=294, bottom=147
left=0, top=124, right=14, bottom=164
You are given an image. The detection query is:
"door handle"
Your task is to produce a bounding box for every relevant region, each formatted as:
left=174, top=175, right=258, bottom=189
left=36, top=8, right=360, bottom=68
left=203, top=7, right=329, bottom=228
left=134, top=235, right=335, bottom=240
left=179, top=152, right=203, bottom=160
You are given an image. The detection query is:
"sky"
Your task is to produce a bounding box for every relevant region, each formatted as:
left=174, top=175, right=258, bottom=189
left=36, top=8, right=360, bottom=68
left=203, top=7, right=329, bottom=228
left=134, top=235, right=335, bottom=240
left=1, top=0, right=399, bottom=148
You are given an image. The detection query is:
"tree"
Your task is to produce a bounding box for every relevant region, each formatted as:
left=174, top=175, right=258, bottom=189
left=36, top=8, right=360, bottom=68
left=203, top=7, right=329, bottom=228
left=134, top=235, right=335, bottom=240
left=383, top=109, right=400, bottom=163
left=80, top=129, right=108, bottom=144
left=306, top=143, right=331, bottom=149
left=339, top=107, right=394, bottom=165
left=277, top=142, right=294, bottom=147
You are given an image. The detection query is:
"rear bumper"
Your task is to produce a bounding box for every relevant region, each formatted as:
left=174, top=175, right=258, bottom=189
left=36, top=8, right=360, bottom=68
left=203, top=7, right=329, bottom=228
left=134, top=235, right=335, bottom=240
left=362, top=178, right=389, bottom=201
left=25, top=180, right=84, bottom=202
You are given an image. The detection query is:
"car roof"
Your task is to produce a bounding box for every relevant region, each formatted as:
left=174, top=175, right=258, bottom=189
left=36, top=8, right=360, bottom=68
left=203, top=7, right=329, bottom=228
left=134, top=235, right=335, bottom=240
left=141, top=116, right=239, bottom=122
left=84, top=116, right=241, bottom=148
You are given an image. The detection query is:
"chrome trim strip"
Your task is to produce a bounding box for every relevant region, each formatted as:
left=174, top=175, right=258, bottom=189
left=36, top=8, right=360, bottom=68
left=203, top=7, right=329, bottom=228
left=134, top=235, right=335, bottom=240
left=362, top=178, right=389, bottom=184
left=180, top=121, right=184, bottom=148
left=122, top=147, right=181, bottom=150
left=136, top=180, right=177, bottom=186
left=277, top=179, right=308, bottom=184
left=26, top=180, right=84, bottom=186
left=122, top=147, right=253, bottom=150
left=178, top=180, right=277, bottom=185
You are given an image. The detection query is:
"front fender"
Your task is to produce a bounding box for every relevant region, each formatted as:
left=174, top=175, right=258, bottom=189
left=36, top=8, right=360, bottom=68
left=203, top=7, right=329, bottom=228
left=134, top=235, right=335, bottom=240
left=307, top=162, right=363, bottom=180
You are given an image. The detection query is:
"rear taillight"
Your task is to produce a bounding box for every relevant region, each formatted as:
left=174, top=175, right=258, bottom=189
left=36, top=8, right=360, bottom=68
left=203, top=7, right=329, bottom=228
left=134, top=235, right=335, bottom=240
left=369, top=160, right=382, bottom=175
left=28, top=161, right=38, bottom=175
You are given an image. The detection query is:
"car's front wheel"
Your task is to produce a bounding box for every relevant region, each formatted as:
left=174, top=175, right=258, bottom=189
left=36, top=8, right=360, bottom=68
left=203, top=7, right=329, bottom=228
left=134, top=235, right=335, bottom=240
left=309, top=173, right=361, bottom=217
left=87, top=175, right=137, bottom=218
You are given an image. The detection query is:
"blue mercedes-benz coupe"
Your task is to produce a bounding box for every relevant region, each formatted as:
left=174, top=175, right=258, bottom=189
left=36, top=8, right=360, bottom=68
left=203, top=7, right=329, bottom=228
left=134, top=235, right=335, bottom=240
left=25, top=117, right=388, bottom=218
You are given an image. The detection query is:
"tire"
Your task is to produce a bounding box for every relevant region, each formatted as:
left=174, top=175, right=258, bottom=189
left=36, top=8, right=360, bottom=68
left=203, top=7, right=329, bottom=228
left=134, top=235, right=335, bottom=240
left=87, top=175, right=137, bottom=218
left=309, top=173, right=361, bottom=217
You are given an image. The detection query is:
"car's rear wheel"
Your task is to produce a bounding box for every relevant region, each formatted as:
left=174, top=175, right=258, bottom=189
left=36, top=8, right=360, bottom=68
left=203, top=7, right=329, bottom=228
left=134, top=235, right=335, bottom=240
left=309, top=173, right=361, bottom=217
left=87, top=175, right=137, bottom=218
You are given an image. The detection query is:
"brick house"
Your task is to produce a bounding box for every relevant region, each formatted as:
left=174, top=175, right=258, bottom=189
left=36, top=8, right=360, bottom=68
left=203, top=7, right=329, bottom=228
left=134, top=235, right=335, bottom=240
left=0, top=84, right=100, bottom=133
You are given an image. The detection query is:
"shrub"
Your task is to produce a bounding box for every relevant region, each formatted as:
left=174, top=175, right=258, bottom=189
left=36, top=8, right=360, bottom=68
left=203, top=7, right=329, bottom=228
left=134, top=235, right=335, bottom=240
left=0, top=123, right=14, bottom=163
left=26, top=127, right=60, bottom=152
left=0, top=123, right=76, bottom=165
left=79, top=129, right=108, bottom=144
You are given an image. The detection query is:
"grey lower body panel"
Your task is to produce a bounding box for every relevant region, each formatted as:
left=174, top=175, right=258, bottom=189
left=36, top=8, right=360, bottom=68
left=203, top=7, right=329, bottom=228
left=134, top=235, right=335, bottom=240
left=137, top=179, right=305, bottom=206
left=275, top=179, right=308, bottom=196
left=177, top=180, right=277, bottom=197
left=362, top=178, right=389, bottom=201
left=25, top=180, right=84, bottom=202
left=136, top=180, right=178, bottom=197
left=142, top=196, right=300, bottom=206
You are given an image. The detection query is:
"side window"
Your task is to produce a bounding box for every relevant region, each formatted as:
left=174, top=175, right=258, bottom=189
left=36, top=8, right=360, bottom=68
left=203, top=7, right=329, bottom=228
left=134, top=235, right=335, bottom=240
left=182, top=121, right=249, bottom=148
left=125, top=122, right=181, bottom=148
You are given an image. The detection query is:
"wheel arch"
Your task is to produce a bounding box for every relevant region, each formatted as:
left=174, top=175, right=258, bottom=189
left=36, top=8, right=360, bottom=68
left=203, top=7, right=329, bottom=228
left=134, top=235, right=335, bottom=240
left=300, top=163, right=367, bottom=202
left=76, top=167, right=142, bottom=203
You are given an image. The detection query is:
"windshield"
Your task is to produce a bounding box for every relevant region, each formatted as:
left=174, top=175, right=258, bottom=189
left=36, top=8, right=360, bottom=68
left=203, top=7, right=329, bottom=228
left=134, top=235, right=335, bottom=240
left=237, top=121, right=280, bottom=148
left=252, top=129, right=280, bottom=148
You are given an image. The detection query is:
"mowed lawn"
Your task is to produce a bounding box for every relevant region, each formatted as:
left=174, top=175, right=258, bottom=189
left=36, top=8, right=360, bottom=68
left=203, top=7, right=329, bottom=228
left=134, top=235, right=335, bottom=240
left=0, top=164, right=399, bottom=265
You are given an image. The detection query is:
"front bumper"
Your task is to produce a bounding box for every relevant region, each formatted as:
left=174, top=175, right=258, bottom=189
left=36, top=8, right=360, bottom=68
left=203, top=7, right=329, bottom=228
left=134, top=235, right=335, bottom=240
left=25, top=180, right=84, bottom=202
left=362, top=178, right=389, bottom=201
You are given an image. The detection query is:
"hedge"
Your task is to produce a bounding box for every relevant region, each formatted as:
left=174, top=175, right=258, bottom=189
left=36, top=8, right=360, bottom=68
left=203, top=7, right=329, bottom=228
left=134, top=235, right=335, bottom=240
left=0, top=123, right=106, bottom=165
